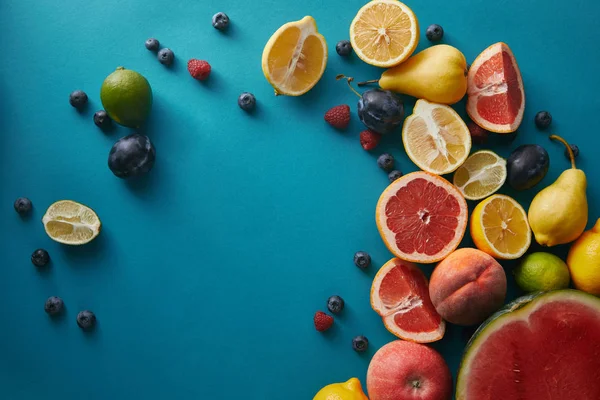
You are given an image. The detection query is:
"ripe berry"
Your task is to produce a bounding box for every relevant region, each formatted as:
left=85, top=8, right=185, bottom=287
left=336, top=40, right=352, bottom=56
left=426, top=24, right=444, bottom=42
left=535, top=111, right=552, bottom=129
left=314, top=311, right=334, bottom=332
left=187, top=59, right=211, bottom=81
left=76, top=310, right=97, bottom=330
left=145, top=38, right=160, bottom=51
left=31, top=249, right=50, bottom=267
left=360, top=130, right=382, bottom=151
left=94, top=110, right=112, bottom=130
left=565, top=144, right=579, bottom=160
left=44, top=296, right=64, bottom=316
left=212, top=12, right=230, bottom=31
left=158, top=48, right=175, bottom=66
left=69, top=90, right=88, bottom=109
left=388, top=170, right=403, bottom=183
left=327, top=295, right=345, bottom=314
left=352, top=335, right=369, bottom=352
left=354, top=251, right=371, bottom=269
left=377, top=153, right=395, bottom=172
left=238, top=92, right=256, bottom=111
left=14, top=197, right=32, bottom=215
left=324, top=105, right=351, bottom=129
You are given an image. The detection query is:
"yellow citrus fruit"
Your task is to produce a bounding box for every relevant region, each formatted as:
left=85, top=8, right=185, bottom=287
left=261, top=16, right=327, bottom=96
left=42, top=200, right=101, bottom=245
left=313, top=378, right=369, bottom=400
left=349, top=0, right=419, bottom=68
left=567, top=219, right=600, bottom=295
left=100, top=67, right=153, bottom=128
left=402, top=99, right=471, bottom=175
left=470, top=194, right=531, bottom=259
left=453, top=150, right=507, bottom=200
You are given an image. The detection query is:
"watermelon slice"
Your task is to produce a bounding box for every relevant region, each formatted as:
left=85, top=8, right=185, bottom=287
left=457, top=290, right=600, bottom=400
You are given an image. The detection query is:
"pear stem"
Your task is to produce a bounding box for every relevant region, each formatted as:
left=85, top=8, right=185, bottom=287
left=357, top=79, right=379, bottom=87
left=336, top=74, right=362, bottom=98
left=550, top=134, right=576, bottom=169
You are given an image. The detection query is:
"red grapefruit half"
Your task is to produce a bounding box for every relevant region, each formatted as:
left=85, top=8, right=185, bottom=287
left=376, top=171, right=468, bottom=263
left=457, top=290, right=600, bottom=400
left=467, top=43, right=525, bottom=133
left=371, top=258, right=445, bottom=343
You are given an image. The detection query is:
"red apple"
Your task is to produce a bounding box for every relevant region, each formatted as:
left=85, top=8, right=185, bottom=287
left=367, top=340, right=452, bottom=400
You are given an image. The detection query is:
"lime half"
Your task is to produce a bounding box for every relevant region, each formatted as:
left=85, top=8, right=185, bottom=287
left=100, top=67, right=152, bottom=128
left=42, top=200, right=101, bottom=245
left=514, top=252, right=570, bottom=292
left=453, top=150, right=507, bottom=200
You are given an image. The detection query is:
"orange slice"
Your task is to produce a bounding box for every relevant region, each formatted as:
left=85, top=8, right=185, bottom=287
left=261, top=16, right=327, bottom=96
left=350, top=0, right=419, bottom=68
left=470, top=194, right=531, bottom=259
left=467, top=43, right=525, bottom=133
left=376, top=171, right=468, bottom=263
left=402, top=99, right=471, bottom=175
left=371, top=258, right=445, bottom=343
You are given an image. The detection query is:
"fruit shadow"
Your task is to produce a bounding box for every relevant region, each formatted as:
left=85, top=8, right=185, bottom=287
left=58, top=231, right=108, bottom=266
left=49, top=308, right=68, bottom=325
left=35, top=263, right=53, bottom=277
left=82, top=322, right=101, bottom=342
left=123, top=164, right=164, bottom=198
left=194, top=69, right=225, bottom=92
left=215, top=23, right=238, bottom=39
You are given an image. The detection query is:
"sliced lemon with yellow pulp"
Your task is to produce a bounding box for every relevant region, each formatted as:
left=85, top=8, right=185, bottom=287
left=42, top=200, right=101, bottom=245
left=471, top=194, right=531, bottom=260
left=350, top=0, right=419, bottom=68
left=453, top=150, right=507, bottom=200
left=402, top=99, right=471, bottom=175
left=262, top=16, right=327, bottom=96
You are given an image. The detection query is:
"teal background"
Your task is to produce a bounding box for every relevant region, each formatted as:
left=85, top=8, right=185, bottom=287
left=1, top=0, right=598, bottom=398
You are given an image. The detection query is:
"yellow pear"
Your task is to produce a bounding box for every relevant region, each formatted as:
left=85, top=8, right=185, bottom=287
left=528, top=135, right=588, bottom=246
left=362, top=45, right=468, bottom=105
left=313, top=378, right=368, bottom=400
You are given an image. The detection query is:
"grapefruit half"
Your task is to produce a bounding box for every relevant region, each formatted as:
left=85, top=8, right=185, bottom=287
left=371, top=258, right=445, bottom=343
left=467, top=43, right=525, bottom=133
left=376, top=171, right=468, bottom=263
left=457, top=290, right=600, bottom=400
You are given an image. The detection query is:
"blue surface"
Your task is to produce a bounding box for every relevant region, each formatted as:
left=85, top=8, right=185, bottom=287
left=1, top=0, right=599, bottom=398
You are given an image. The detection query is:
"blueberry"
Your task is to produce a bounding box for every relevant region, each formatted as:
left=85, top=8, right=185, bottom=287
left=426, top=24, right=444, bottom=42
left=535, top=111, right=552, bottom=129
left=14, top=197, right=32, bottom=215
left=93, top=110, right=112, bottom=130
left=238, top=92, right=256, bottom=112
left=353, top=251, right=371, bottom=269
left=388, top=170, right=403, bottom=183
left=145, top=38, right=160, bottom=51
left=212, top=12, right=230, bottom=31
left=44, top=296, right=64, bottom=316
left=565, top=144, right=579, bottom=160
left=108, top=134, right=156, bottom=179
left=158, top=48, right=174, bottom=66
left=352, top=335, right=369, bottom=352
left=336, top=40, right=352, bottom=57
left=31, top=249, right=50, bottom=267
left=377, top=153, right=395, bottom=172
left=506, top=144, right=549, bottom=190
left=69, top=90, right=88, bottom=109
left=327, top=295, right=345, bottom=314
left=76, top=310, right=96, bottom=330
left=358, top=89, right=404, bottom=134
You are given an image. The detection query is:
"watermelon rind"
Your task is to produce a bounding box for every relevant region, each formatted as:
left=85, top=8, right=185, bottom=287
left=456, top=289, right=600, bottom=400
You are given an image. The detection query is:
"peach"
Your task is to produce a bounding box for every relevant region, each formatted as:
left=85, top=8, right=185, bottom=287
left=429, top=247, right=506, bottom=326
left=367, top=340, right=452, bottom=400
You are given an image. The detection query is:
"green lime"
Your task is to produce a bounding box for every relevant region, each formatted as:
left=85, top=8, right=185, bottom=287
left=513, top=252, right=570, bottom=292
left=100, top=67, right=152, bottom=128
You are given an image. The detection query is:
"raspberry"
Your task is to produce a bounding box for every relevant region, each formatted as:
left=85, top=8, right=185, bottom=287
left=324, top=105, right=350, bottom=129
left=360, top=130, right=381, bottom=150
left=187, top=59, right=211, bottom=81
left=314, top=311, right=334, bottom=332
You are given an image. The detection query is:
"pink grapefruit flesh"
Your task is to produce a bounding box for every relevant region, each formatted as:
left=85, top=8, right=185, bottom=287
left=467, top=43, right=524, bottom=133
left=367, top=340, right=452, bottom=400
left=371, top=258, right=445, bottom=343
left=376, top=171, right=468, bottom=263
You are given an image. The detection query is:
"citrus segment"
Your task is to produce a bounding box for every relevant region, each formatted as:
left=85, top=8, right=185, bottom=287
left=262, top=16, right=327, bottom=96
left=403, top=100, right=471, bottom=175
left=453, top=150, right=507, bottom=200
left=371, top=258, right=445, bottom=343
left=467, top=43, right=525, bottom=133
left=471, top=194, right=531, bottom=259
left=376, top=171, right=468, bottom=263
left=42, top=200, right=101, bottom=245
left=350, top=0, right=419, bottom=68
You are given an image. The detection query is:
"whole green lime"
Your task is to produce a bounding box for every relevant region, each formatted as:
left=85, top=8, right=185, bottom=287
left=100, top=67, right=152, bottom=128
left=513, top=252, right=570, bottom=292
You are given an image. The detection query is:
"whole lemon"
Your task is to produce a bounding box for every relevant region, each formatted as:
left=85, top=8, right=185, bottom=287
left=567, top=219, right=600, bottom=295
left=100, top=67, right=152, bottom=128
left=313, top=378, right=368, bottom=400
